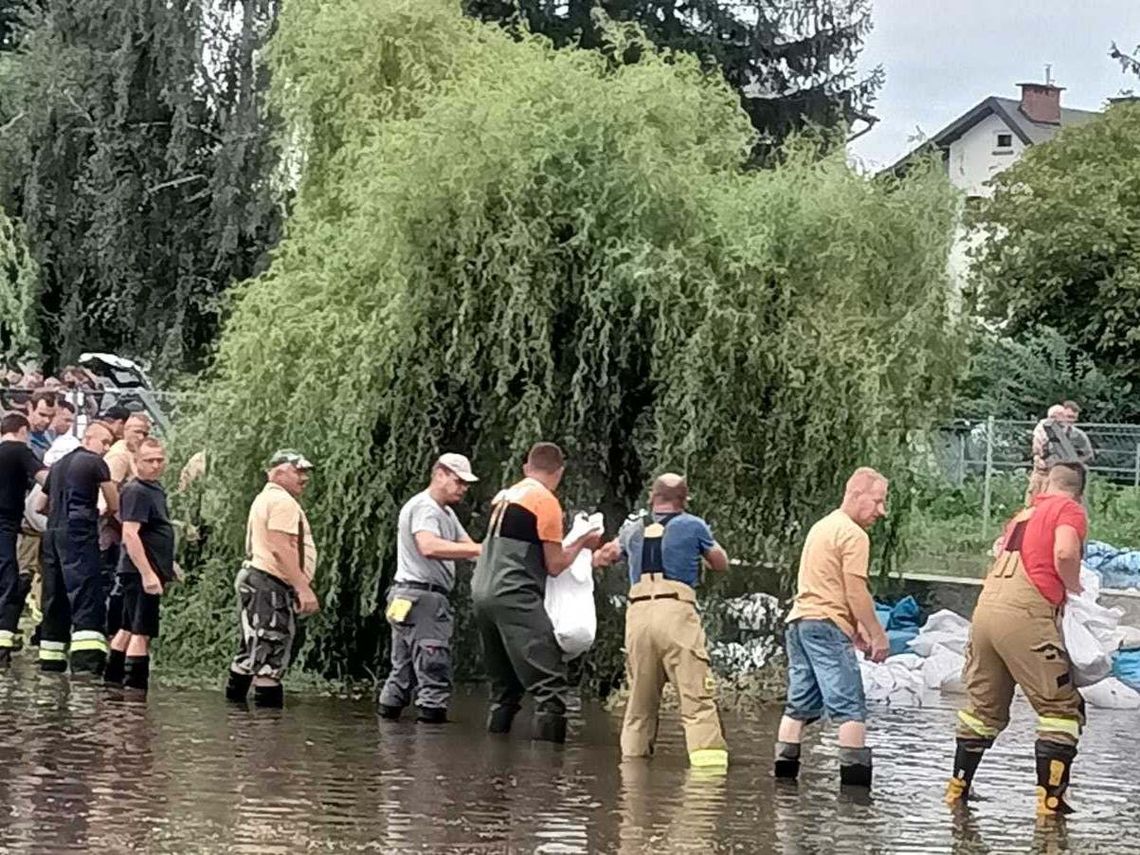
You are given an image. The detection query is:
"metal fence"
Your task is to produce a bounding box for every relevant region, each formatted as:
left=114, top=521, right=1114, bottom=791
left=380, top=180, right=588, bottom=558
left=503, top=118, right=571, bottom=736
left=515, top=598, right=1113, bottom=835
left=933, top=418, right=1140, bottom=530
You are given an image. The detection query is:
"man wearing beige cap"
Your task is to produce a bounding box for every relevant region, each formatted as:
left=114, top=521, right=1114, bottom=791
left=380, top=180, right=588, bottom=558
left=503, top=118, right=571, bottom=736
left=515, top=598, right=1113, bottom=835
left=378, top=453, right=480, bottom=723
left=225, top=449, right=318, bottom=708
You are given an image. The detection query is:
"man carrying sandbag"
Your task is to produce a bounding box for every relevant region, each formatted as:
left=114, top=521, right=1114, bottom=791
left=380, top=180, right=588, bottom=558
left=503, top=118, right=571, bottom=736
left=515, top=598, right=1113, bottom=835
left=595, top=473, right=730, bottom=768
left=377, top=453, right=481, bottom=724
left=946, top=462, right=1087, bottom=816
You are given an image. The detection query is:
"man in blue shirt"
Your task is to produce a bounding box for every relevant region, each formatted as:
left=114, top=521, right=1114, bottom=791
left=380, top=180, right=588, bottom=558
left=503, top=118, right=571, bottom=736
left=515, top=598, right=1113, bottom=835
left=596, top=473, right=730, bottom=768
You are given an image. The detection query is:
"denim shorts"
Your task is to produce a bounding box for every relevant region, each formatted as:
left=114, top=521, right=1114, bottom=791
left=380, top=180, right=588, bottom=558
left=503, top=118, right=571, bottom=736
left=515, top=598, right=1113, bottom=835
left=784, top=618, right=866, bottom=724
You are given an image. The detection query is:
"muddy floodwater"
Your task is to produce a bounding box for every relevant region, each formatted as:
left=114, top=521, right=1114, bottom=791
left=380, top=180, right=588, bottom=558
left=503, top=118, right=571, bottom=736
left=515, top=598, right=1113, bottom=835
left=0, top=664, right=1138, bottom=853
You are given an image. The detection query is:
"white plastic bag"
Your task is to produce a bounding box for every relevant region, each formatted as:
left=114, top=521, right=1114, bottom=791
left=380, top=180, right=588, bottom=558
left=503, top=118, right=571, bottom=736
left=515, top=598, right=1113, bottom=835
left=923, top=643, right=966, bottom=693
left=1080, top=677, right=1140, bottom=710
left=544, top=512, right=603, bottom=659
left=1062, top=603, right=1113, bottom=688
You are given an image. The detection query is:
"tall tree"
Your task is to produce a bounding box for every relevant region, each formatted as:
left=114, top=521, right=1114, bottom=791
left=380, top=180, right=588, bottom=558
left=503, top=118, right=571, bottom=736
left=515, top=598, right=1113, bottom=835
left=0, top=0, right=280, bottom=374
left=462, top=0, right=882, bottom=163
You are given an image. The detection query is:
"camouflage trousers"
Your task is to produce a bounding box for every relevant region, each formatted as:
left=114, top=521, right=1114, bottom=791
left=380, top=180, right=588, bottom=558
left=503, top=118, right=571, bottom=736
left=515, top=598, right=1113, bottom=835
left=230, top=565, right=297, bottom=682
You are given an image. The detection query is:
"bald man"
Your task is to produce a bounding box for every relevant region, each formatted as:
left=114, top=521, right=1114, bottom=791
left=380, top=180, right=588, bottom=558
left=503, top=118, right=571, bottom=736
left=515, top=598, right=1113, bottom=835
left=774, top=467, right=890, bottom=789
left=947, top=462, right=1088, bottom=817
left=596, top=473, right=730, bottom=768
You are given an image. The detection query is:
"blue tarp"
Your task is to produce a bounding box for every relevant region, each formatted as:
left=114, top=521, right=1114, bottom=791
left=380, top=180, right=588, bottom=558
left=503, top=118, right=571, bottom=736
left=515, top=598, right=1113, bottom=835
left=1113, top=649, right=1140, bottom=692
left=874, top=595, right=922, bottom=656
left=1084, top=540, right=1140, bottom=590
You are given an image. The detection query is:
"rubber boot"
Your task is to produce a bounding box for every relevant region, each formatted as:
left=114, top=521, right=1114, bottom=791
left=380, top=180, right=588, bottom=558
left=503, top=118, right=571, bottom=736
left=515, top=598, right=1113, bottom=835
left=253, top=683, right=285, bottom=709
left=70, top=648, right=106, bottom=676
left=103, top=649, right=127, bottom=686
left=1035, top=740, right=1076, bottom=817
left=533, top=711, right=567, bottom=744
left=225, top=670, right=253, bottom=703
left=39, top=641, right=68, bottom=673
left=945, top=737, right=990, bottom=805
left=839, top=746, right=873, bottom=788
left=0, top=648, right=10, bottom=668
left=416, top=705, right=447, bottom=724
left=124, top=656, right=150, bottom=693
left=487, top=703, right=519, bottom=734
left=774, top=741, right=802, bottom=780
left=378, top=703, right=403, bottom=721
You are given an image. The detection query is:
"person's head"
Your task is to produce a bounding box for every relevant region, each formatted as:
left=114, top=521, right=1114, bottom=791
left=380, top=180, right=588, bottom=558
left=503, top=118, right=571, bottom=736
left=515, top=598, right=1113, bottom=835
left=430, top=452, right=478, bottom=505
left=134, top=437, right=167, bottom=482
left=841, top=467, right=889, bottom=529
left=82, top=421, right=115, bottom=455
left=123, top=413, right=151, bottom=451
left=24, top=369, right=43, bottom=388
left=100, top=405, right=132, bottom=439
left=649, top=472, right=689, bottom=511
left=266, top=449, right=314, bottom=499
left=27, top=390, right=57, bottom=432
left=1046, top=462, right=1086, bottom=500
left=1, top=412, right=30, bottom=442
left=50, top=401, right=75, bottom=435
left=522, top=442, right=565, bottom=491
left=1062, top=400, right=1081, bottom=426
left=1046, top=404, right=1067, bottom=423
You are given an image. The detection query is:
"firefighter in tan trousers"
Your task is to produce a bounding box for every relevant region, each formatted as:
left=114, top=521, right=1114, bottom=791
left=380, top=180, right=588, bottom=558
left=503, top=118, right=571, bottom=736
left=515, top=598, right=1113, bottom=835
left=947, top=462, right=1088, bottom=817
left=596, top=474, right=730, bottom=768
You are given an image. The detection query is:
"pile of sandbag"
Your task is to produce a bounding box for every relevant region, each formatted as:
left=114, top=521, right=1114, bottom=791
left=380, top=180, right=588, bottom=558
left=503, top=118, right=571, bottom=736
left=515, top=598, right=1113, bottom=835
left=860, top=566, right=1140, bottom=711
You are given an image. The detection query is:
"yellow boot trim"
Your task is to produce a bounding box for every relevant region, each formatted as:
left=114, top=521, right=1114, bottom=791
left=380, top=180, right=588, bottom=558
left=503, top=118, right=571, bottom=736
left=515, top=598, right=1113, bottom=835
left=944, top=776, right=968, bottom=805
left=689, top=748, right=729, bottom=768
left=1036, top=786, right=1063, bottom=816
left=1037, top=716, right=1080, bottom=740
left=0, top=629, right=15, bottom=649
left=70, top=631, right=108, bottom=653
left=957, top=710, right=999, bottom=738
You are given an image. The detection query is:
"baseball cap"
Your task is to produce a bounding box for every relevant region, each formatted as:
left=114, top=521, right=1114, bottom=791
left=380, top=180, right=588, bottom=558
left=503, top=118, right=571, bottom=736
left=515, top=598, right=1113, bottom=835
left=437, top=452, right=478, bottom=483
left=267, top=449, right=314, bottom=471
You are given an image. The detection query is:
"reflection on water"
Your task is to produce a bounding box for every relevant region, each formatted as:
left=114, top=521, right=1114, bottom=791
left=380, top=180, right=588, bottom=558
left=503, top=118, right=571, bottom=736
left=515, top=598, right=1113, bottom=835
left=0, top=657, right=1137, bottom=853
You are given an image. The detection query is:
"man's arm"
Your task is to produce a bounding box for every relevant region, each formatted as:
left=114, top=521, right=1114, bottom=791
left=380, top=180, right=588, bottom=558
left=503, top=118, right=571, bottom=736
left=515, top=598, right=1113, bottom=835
left=1054, top=524, right=1083, bottom=594
left=99, top=481, right=119, bottom=517
left=844, top=575, right=889, bottom=662
left=703, top=543, right=729, bottom=572
left=35, top=491, right=49, bottom=515
left=414, top=531, right=481, bottom=560
left=122, top=521, right=163, bottom=593
left=543, top=528, right=600, bottom=577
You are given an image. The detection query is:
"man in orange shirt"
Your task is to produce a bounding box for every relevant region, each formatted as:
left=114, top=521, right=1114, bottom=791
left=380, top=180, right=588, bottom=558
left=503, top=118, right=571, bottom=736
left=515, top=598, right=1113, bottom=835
left=774, top=467, right=890, bottom=789
left=947, top=462, right=1087, bottom=817
left=471, top=442, right=599, bottom=743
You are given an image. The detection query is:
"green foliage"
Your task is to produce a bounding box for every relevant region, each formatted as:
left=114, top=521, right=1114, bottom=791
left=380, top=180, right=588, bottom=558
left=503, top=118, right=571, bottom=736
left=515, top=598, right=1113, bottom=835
left=0, top=0, right=280, bottom=373
left=969, top=102, right=1140, bottom=393
left=0, top=204, right=37, bottom=360
left=462, top=0, right=883, bottom=164
left=955, top=325, right=1140, bottom=422
left=162, top=0, right=961, bottom=688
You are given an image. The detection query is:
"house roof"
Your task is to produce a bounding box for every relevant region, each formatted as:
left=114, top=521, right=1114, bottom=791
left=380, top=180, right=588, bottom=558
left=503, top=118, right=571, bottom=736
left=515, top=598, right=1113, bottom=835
left=887, top=95, right=1101, bottom=173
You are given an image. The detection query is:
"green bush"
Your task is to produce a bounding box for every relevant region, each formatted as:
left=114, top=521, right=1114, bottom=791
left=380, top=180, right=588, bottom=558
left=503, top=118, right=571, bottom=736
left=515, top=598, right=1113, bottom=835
left=159, top=0, right=962, bottom=691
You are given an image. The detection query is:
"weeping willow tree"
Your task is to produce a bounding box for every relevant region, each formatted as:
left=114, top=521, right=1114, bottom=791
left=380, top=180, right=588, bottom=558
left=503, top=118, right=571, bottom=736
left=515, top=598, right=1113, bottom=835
left=160, top=0, right=961, bottom=687
left=0, top=205, right=36, bottom=361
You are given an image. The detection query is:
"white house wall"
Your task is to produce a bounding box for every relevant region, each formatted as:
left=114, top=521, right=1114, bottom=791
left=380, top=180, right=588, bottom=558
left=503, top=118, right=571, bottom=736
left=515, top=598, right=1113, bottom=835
left=946, top=112, right=1027, bottom=197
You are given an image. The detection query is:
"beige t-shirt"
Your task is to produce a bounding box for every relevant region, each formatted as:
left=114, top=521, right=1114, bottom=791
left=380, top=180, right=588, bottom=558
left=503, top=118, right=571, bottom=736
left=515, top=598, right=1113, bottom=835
left=105, top=440, right=136, bottom=484
left=786, top=509, right=870, bottom=638
left=246, top=483, right=318, bottom=583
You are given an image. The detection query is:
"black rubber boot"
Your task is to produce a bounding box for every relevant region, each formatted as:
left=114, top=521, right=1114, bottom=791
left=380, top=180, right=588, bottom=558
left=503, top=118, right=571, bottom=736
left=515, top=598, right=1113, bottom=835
left=253, top=683, right=285, bottom=709
left=839, top=746, right=873, bottom=788
left=1035, top=740, right=1077, bottom=817
left=774, top=741, right=802, bottom=780
left=0, top=648, right=10, bottom=668
left=103, top=649, right=127, bottom=686
left=225, top=670, right=253, bottom=703
left=533, top=711, right=567, bottom=744
left=124, top=656, right=150, bottom=692
left=946, top=737, right=990, bottom=805
left=416, top=706, right=447, bottom=724
left=488, top=704, right=520, bottom=734
left=39, top=656, right=67, bottom=673
left=70, top=648, right=106, bottom=676
left=378, top=703, right=403, bottom=720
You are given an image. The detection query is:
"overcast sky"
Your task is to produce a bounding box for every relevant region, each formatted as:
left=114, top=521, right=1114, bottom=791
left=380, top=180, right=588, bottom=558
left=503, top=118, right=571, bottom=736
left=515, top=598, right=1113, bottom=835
left=849, top=0, right=1140, bottom=169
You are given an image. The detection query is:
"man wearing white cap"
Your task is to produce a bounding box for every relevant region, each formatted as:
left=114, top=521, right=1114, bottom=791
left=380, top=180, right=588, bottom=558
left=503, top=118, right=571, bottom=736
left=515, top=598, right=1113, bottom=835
left=378, top=453, right=481, bottom=723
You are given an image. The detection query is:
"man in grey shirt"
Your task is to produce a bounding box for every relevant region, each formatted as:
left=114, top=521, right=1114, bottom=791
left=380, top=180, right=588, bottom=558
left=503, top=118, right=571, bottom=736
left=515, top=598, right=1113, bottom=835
left=378, top=453, right=481, bottom=723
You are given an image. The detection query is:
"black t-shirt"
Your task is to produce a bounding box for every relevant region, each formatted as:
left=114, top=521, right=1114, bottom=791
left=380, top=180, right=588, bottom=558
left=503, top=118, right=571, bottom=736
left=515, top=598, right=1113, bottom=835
left=43, top=448, right=78, bottom=529
left=117, top=479, right=175, bottom=581
left=62, top=448, right=111, bottom=523
left=0, top=439, right=43, bottom=523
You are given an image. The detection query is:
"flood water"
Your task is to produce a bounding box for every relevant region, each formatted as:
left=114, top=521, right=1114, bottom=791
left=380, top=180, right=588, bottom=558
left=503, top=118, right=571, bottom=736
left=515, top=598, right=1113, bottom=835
left=0, top=662, right=1137, bottom=853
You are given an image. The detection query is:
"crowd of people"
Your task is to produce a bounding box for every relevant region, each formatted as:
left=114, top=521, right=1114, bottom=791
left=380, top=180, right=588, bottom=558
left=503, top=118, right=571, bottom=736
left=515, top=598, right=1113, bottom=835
left=0, top=380, right=1093, bottom=817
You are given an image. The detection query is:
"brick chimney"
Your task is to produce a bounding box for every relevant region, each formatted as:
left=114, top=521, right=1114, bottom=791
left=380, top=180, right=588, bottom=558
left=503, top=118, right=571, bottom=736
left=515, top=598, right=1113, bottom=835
left=1018, top=82, right=1063, bottom=124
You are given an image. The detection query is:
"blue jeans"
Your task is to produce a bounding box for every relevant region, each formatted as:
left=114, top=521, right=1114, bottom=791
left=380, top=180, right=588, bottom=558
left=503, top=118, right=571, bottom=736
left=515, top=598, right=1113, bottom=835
left=784, top=618, right=866, bottom=724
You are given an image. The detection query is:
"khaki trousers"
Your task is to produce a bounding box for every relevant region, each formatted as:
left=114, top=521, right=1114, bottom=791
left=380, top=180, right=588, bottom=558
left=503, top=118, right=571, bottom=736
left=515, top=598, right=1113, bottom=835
left=621, top=578, right=726, bottom=760
left=957, top=546, right=1083, bottom=747
left=17, top=532, right=42, bottom=614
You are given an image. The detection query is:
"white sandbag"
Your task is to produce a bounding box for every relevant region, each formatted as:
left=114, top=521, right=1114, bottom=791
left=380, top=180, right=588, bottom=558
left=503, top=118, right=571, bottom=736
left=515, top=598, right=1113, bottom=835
left=1062, top=603, right=1113, bottom=687
left=908, top=630, right=968, bottom=657
left=923, top=643, right=966, bottom=693
left=921, top=609, right=972, bottom=636
left=1079, top=564, right=1101, bottom=601
left=544, top=512, right=603, bottom=658
left=1064, top=590, right=1122, bottom=652
left=1080, top=677, right=1140, bottom=710
left=1112, top=625, right=1140, bottom=651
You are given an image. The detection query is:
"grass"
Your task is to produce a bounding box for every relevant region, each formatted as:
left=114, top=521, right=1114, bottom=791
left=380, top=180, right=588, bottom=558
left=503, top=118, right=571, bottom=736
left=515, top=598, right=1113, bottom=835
left=902, top=472, right=1140, bottom=578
